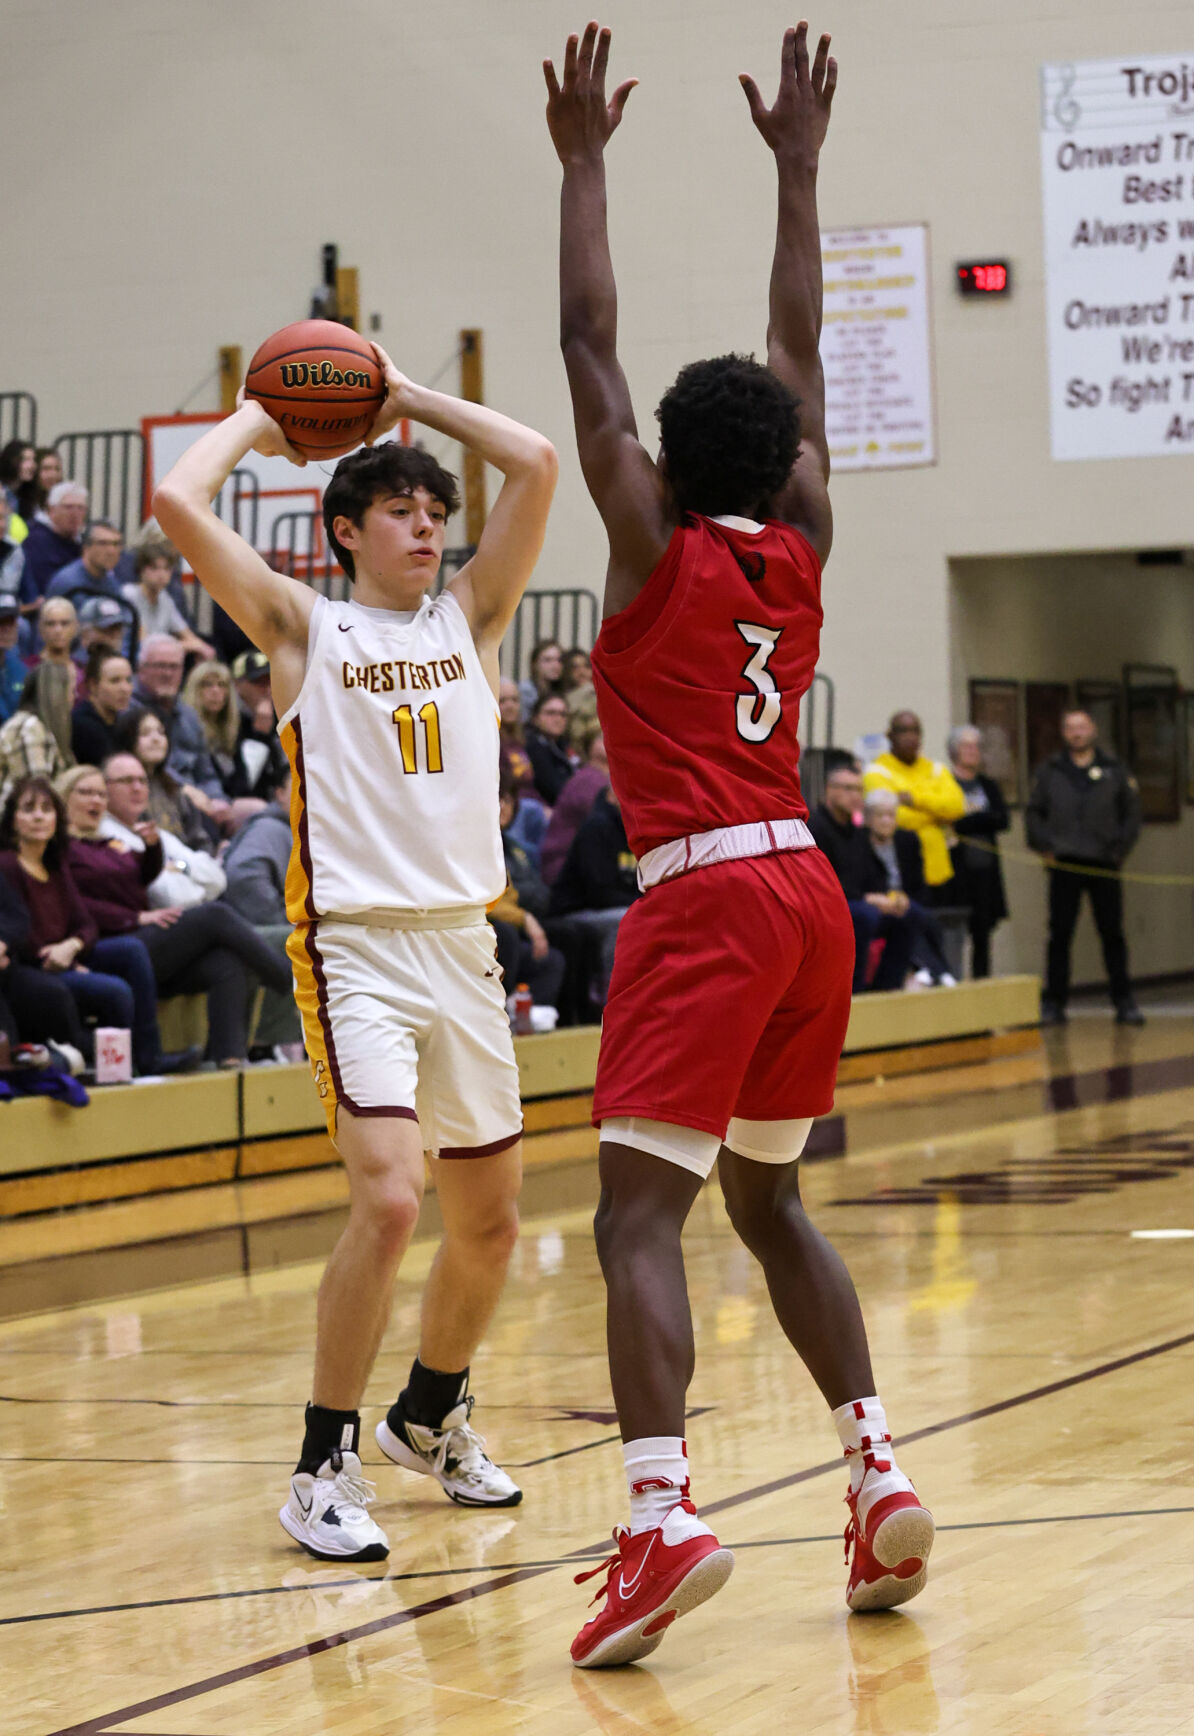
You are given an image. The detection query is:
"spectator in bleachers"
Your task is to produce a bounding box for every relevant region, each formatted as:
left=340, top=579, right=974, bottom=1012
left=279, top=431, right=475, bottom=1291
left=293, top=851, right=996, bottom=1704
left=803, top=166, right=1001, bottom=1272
left=540, top=724, right=609, bottom=885
left=518, top=638, right=566, bottom=720
left=0, top=599, right=25, bottom=723
left=499, top=677, right=536, bottom=794
left=0, top=493, right=26, bottom=606
left=0, top=665, right=74, bottom=804
left=114, top=706, right=214, bottom=853
left=0, top=857, right=88, bottom=1066
left=563, top=646, right=598, bottom=735
left=75, top=595, right=130, bottom=671
left=489, top=775, right=567, bottom=1017
left=864, top=787, right=955, bottom=986
left=0, top=774, right=149, bottom=1067
left=46, top=519, right=125, bottom=612
left=549, top=786, right=640, bottom=1007
left=38, top=596, right=80, bottom=679
left=0, top=441, right=37, bottom=524
left=863, top=710, right=966, bottom=899
left=183, top=661, right=276, bottom=821
left=809, top=755, right=914, bottom=993
left=525, top=692, right=578, bottom=805
left=946, top=724, right=1009, bottom=979
left=18, top=482, right=87, bottom=612
left=133, top=634, right=229, bottom=824
left=122, top=545, right=212, bottom=659
left=64, top=760, right=292, bottom=1067
left=71, top=646, right=133, bottom=766
left=98, top=752, right=224, bottom=907
left=33, top=449, right=63, bottom=515
left=227, top=650, right=289, bottom=801
left=210, top=772, right=304, bottom=1058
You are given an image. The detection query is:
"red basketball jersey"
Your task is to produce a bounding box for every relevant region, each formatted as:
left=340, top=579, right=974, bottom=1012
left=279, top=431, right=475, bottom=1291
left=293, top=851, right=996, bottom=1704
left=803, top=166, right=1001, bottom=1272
left=590, top=514, right=823, bottom=859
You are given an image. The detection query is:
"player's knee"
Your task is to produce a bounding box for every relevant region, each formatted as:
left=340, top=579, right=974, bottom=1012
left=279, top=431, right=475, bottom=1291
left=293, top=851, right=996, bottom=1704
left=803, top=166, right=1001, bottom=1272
left=367, top=1183, right=422, bottom=1257
left=454, top=1198, right=520, bottom=1263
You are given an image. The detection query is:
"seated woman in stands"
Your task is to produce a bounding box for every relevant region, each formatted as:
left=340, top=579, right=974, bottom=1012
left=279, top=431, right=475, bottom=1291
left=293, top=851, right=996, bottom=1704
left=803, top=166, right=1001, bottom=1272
left=71, top=645, right=134, bottom=766
left=517, top=637, right=567, bottom=722
left=114, top=704, right=214, bottom=853
left=59, top=761, right=294, bottom=1069
left=0, top=773, right=193, bottom=1075
left=181, top=660, right=274, bottom=828
left=524, top=692, right=579, bottom=807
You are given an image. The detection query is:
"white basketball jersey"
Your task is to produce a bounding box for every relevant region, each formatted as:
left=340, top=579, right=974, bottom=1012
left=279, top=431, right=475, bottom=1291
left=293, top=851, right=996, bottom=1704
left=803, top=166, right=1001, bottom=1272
left=278, top=591, right=504, bottom=920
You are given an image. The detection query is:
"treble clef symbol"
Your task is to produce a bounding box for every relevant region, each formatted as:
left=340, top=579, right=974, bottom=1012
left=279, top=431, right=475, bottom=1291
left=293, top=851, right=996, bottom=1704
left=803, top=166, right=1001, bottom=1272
left=1051, top=63, right=1081, bottom=131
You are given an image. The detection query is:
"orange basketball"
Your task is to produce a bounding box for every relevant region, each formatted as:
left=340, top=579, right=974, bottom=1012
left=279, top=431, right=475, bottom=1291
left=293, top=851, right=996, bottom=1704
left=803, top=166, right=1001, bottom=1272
left=244, top=320, right=386, bottom=459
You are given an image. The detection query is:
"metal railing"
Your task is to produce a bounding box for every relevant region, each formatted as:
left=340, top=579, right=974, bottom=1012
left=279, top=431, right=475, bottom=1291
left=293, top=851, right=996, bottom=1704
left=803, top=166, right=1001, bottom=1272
left=53, top=429, right=145, bottom=539
left=501, top=588, right=599, bottom=680
left=0, top=392, right=37, bottom=446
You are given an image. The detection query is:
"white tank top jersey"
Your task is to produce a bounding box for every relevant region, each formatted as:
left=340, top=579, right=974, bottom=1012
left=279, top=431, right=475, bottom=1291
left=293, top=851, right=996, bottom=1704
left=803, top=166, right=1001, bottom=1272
left=277, top=591, right=505, bottom=922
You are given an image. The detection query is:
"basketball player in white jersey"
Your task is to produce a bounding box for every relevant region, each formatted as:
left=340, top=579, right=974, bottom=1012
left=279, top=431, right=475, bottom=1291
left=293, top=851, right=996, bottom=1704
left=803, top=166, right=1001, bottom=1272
left=154, top=350, right=557, bottom=1560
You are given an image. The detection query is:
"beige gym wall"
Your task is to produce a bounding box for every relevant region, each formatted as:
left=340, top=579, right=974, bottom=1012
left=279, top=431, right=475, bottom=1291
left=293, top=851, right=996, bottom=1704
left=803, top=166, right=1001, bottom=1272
left=4, top=1, right=1193, bottom=887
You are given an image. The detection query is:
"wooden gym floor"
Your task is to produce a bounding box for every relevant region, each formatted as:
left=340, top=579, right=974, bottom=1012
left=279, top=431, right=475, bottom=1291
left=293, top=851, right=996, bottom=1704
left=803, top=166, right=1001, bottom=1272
left=3, top=1000, right=1193, bottom=1735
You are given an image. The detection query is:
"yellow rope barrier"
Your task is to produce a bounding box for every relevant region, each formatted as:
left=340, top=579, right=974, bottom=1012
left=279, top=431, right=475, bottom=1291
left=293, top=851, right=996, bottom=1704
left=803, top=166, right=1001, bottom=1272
left=954, top=832, right=1194, bottom=888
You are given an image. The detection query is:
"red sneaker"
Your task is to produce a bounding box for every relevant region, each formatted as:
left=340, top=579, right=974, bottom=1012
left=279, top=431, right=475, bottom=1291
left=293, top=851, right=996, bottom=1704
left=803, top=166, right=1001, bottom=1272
left=844, top=1483, right=935, bottom=1612
left=571, top=1500, right=734, bottom=1668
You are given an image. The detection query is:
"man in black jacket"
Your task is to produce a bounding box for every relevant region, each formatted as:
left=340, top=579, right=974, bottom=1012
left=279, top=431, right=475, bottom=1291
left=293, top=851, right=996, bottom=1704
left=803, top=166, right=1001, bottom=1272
left=549, top=787, right=640, bottom=1005
left=808, top=757, right=913, bottom=992
left=1026, top=709, right=1143, bottom=1026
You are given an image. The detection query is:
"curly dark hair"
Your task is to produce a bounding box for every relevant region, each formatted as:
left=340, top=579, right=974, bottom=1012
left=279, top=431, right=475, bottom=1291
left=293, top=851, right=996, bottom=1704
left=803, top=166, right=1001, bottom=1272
left=322, top=443, right=461, bottom=581
left=655, top=354, right=801, bottom=518
left=0, top=775, right=70, bottom=870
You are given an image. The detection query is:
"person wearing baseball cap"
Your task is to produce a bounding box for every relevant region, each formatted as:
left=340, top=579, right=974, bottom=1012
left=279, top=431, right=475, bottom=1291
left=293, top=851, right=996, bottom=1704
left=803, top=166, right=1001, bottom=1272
left=231, top=648, right=288, bottom=802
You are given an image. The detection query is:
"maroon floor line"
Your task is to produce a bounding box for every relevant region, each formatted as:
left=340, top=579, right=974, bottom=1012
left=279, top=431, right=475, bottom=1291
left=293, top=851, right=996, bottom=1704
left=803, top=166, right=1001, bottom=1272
left=48, top=1323, right=1194, bottom=1735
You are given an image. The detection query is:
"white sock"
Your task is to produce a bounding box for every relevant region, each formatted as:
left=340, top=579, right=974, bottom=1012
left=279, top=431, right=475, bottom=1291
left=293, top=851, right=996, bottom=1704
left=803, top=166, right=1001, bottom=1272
left=623, top=1436, right=690, bottom=1534
left=832, top=1396, right=914, bottom=1525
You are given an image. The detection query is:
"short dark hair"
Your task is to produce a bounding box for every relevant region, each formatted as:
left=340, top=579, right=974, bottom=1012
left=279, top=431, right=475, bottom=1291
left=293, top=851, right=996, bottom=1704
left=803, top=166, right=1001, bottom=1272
left=656, top=354, right=800, bottom=518
left=0, top=776, right=69, bottom=870
left=134, top=543, right=174, bottom=576
left=83, top=518, right=122, bottom=546
left=824, top=749, right=861, bottom=781
left=84, top=643, right=128, bottom=689
left=322, top=444, right=461, bottom=581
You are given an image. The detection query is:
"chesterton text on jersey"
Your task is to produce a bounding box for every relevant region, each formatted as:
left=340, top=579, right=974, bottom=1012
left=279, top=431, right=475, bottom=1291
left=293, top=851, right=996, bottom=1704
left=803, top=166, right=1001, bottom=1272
left=341, top=655, right=468, bottom=694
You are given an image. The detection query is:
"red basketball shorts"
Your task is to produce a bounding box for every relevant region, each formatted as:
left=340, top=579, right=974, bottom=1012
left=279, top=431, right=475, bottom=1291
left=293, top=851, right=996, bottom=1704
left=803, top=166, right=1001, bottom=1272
left=591, top=847, right=853, bottom=1136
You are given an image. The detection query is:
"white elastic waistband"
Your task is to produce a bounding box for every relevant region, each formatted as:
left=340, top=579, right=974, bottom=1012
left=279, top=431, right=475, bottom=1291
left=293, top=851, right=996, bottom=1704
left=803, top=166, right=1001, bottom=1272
left=320, top=904, right=487, bottom=932
left=637, top=817, right=816, bottom=890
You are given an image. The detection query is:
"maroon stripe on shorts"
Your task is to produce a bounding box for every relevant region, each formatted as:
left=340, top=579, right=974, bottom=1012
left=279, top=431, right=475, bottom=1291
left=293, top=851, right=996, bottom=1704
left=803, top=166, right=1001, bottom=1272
left=339, top=1101, right=419, bottom=1121
left=290, top=715, right=318, bottom=922
left=438, top=1127, right=523, bottom=1160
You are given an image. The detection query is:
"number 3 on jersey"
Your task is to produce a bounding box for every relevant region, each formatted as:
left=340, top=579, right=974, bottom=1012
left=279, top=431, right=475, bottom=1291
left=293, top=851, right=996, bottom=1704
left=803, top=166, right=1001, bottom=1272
left=392, top=701, right=444, bottom=774
left=735, top=621, right=784, bottom=743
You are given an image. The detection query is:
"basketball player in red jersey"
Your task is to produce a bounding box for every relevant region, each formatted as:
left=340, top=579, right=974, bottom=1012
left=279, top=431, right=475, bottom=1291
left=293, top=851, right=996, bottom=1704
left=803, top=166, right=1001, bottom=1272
left=545, top=22, right=934, bottom=1667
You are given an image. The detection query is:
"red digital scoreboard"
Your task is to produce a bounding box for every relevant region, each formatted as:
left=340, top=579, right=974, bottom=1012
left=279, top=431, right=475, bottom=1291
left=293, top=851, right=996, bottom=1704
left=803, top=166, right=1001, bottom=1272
left=956, top=260, right=1011, bottom=296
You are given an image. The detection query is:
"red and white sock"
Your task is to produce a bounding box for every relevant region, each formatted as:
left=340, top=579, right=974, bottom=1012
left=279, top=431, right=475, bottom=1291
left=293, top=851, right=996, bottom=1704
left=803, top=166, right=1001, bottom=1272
left=623, top=1436, right=690, bottom=1534
left=832, top=1397, right=914, bottom=1525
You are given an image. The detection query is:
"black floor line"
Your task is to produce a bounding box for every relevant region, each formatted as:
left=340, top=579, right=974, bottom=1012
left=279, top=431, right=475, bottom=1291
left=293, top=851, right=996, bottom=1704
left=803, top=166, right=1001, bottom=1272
left=12, top=1503, right=1187, bottom=1633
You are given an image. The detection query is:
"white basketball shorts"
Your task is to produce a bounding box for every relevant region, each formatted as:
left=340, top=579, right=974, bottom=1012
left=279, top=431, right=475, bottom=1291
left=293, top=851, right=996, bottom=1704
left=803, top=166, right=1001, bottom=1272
left=289, top=917, right=523, bottom=1156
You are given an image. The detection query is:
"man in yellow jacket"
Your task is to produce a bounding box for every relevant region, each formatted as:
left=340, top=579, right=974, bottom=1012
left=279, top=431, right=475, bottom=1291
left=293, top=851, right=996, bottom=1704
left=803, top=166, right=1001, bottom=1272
left=863, top=712, right=966, bottom=889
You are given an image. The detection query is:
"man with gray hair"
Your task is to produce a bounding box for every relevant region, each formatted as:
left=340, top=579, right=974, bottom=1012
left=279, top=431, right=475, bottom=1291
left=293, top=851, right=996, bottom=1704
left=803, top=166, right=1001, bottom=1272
left=864, top=786, right=955, bottom=986
left=46, top=518, right=126, bottom=609
left=18, top=481, right=88, bottom=608
left=133, top=634, right=229, bottom=823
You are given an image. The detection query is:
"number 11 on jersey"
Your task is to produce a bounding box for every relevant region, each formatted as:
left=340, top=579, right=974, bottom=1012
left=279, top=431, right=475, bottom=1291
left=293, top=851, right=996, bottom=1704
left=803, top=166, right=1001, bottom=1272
left=392, top=702, right=444, bottom=774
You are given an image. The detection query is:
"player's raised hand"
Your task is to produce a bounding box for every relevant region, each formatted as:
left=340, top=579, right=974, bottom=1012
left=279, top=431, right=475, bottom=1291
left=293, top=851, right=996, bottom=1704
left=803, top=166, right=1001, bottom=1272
left=740, top=22, right=837, bottom=163
left=234, top=388, right=307, bottom=466
left=544, top=22, right=637, bottom=164
left=364, top=346, right=418, bottom=446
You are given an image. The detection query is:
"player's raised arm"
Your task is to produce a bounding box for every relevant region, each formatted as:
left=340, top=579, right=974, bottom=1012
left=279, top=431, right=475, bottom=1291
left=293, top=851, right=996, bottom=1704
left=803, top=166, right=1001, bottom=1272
left=545, top=22, right=670, bottom=608
left=364, top=351, right=557, bottom=672
left=152, top=403, right=316, bottom=700
left=741, top=21, right=837, bottom=563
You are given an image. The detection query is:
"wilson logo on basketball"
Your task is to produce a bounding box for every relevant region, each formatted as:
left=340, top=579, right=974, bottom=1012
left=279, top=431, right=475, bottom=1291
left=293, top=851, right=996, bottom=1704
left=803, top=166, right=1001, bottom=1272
left=279, top=360, right=373, bottom=390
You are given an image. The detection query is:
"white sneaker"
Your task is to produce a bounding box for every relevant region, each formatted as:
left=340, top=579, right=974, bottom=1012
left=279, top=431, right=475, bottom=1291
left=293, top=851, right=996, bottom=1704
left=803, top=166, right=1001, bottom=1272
left=278, top=1449, right=390, bottom=1561
left=908, top=969, right=934, bottom=990
left=375, top=1395, right=523, bottom=1507
left=938, top=972, right=957, bottom=988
